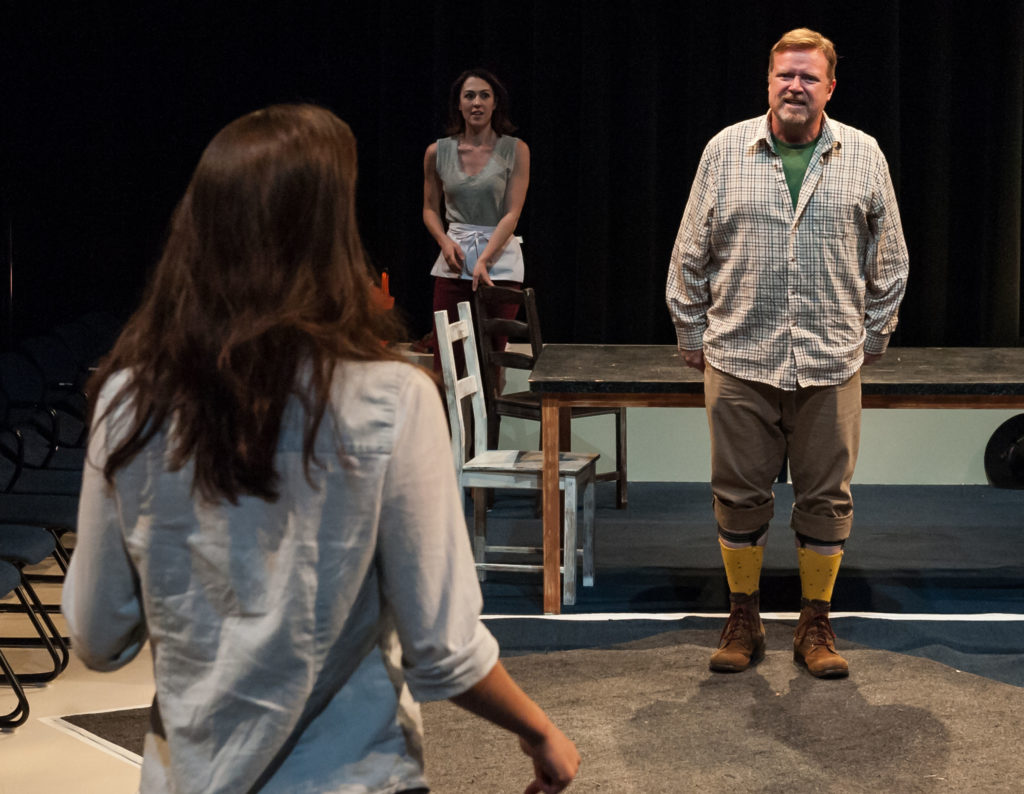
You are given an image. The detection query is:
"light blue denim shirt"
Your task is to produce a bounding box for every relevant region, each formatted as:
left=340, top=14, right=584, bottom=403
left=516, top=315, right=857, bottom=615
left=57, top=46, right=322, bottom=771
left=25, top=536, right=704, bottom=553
left=64, top=360, right=499, bottom=793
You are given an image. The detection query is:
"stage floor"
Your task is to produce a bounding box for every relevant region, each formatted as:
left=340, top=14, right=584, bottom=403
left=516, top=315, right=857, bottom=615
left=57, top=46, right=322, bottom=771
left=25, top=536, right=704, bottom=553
left=2, top=482, right=1022, bottom=792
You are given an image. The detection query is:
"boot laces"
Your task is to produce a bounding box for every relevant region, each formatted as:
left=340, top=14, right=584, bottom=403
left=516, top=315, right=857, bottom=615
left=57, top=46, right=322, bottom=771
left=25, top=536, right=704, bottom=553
left=720, top=604, right=756, bottom=644
left=803, top=612, right=836, bottom=648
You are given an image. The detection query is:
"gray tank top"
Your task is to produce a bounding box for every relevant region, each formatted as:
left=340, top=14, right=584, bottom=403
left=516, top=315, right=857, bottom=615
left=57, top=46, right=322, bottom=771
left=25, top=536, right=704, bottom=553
left=436, top=135, right=519, bottom=226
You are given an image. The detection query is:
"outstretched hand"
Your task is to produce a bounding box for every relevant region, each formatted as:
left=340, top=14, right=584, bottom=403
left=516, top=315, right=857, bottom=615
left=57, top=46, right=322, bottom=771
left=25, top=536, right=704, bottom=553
left=448, top=660, right=580, bottom=793
left=520, top=729, right=580, bottom=793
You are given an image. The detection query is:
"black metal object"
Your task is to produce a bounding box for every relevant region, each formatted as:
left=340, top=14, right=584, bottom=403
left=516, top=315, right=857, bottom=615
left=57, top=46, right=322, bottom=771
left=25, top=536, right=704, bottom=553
left=985, top=414, right=1024, bottom=489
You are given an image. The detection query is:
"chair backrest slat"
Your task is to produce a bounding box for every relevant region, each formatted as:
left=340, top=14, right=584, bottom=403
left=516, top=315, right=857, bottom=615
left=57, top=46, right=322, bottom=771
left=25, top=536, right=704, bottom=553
left=454, top=375, right=479, bottom=402
left=446, top=319, right=471, bottom=344
left=433, top=303, right=490, bottom=474
left=482, top=317, right=531, bottom=342
left=458, top=303, right=490, bottom=459
left=434, top=309, right=470, bottom=473
left=489, top=351, right=535, bottom=370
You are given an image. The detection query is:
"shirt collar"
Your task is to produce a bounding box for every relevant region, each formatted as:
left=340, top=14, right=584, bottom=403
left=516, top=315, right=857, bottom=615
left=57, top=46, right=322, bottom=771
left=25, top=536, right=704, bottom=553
left=751, top=112, right=841, bottom=155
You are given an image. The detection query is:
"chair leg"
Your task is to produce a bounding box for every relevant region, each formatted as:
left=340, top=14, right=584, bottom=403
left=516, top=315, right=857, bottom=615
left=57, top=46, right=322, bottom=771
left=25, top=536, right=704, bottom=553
left=561, top=477, right=578, bottom=606
left=24, top=529, right=68, bottom=592
left=24, top=577, right=69, bottom=675
left=615, top=409, right=628, bottom=509
left=0, top=578, right=69, bottom=682
left=582, top=475, right=595, bottom=588
left=48, top=528, right=71, bottom=571
left=487, top=413, right=500, bottom=454
left=472, top=488, right=488, bottom=582
left=485, top=418, right=499, bottom=510
left=0, top=648, right=30, bottom=728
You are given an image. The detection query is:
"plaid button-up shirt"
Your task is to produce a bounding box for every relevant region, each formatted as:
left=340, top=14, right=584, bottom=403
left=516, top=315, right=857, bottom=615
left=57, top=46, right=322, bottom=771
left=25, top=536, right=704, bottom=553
left=666, top=113, right=909, bottom=390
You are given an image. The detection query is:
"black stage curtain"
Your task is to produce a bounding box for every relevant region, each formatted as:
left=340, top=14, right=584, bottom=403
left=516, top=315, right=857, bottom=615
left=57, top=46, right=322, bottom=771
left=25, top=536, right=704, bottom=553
left=2, top=1, right=1022, bottom=346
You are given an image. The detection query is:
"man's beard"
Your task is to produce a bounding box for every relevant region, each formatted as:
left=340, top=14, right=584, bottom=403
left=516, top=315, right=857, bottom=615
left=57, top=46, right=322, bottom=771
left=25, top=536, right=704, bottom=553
left=776, top=99, right=809, bottom=124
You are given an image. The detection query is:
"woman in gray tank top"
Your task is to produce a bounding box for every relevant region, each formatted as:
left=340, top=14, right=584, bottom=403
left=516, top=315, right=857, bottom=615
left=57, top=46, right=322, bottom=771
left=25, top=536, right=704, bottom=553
left=422, top=68, right=530, bottom=373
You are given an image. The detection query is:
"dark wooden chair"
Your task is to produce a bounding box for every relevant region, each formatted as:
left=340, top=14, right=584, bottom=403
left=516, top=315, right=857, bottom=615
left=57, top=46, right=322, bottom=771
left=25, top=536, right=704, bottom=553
left=473, top=285, right=628, bottom=508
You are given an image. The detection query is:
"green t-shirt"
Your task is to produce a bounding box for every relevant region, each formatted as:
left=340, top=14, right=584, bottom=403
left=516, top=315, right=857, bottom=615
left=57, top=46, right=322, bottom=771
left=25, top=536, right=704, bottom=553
left=773, top=134, right=819, bottom=209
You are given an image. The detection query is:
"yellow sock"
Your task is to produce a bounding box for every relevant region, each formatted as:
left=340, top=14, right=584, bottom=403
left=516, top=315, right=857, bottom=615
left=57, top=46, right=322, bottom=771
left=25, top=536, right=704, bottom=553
left=719, top=541, right=764, bottom=595
left=798, top=547, right=843, bottom=602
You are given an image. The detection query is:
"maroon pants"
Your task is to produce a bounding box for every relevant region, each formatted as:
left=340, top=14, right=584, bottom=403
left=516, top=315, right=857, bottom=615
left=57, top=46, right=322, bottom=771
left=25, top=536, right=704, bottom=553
left=431, top=277, right=521, bottom=374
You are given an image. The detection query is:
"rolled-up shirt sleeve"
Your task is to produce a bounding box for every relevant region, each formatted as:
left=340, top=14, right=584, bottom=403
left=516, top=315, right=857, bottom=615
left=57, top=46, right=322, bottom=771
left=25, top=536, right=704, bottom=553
left=375, top=369, right=499, bottom=702
left=62, top=383, right=148, bottom=671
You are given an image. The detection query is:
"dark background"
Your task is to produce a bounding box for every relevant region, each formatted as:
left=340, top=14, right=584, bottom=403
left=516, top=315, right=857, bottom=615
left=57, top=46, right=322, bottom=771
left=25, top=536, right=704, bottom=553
left=2, top=0, right=1022, bottom=348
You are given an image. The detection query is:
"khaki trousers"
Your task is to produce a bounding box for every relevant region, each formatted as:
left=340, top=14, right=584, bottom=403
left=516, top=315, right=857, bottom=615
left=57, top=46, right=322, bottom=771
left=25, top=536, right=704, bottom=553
left=704, top=366, right=861, bottom=543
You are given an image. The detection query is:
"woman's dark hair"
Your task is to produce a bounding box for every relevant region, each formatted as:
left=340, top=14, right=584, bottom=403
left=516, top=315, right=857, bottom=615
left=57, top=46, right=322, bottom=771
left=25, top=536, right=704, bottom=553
left=88, top=103, right=403, bottom=504
left=445, top=68, right=517, bottom=136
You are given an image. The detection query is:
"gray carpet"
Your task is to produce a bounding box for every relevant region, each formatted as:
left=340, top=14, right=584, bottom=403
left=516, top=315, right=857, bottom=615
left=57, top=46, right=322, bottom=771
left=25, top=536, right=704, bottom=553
left=62, top=623, right=1024, bottom=793
left=422, top=625, right=1021, bottom=793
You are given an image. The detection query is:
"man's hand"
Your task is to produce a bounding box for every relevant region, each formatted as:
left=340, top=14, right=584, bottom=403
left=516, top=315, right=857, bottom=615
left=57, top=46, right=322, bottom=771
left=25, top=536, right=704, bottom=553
left=681, top=349, right=705, bottom=371
left=863, top=352, right=883, bottom=366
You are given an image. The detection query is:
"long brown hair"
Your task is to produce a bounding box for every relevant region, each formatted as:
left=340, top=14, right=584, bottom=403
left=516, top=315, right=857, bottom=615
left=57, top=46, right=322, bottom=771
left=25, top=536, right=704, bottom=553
left=89, top=104, right=403, bottom=504
left=445, top=68, right=517, bottom=136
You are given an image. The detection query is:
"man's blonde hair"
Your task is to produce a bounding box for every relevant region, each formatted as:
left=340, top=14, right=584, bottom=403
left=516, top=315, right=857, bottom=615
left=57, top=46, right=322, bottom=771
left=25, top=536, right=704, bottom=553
left=768, top=28, right=837, bottom=81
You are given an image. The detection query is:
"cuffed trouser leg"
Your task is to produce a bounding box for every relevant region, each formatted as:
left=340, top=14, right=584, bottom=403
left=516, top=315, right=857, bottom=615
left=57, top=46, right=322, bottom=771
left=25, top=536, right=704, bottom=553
left=705, top=366, right=784, bottom=539
left=785, top=371, right=861, bottom=544
left=705, top=366, right=861, bottom=545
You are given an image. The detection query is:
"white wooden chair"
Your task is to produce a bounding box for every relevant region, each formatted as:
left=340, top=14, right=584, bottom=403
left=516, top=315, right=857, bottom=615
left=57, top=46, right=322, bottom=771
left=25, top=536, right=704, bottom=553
left=434, top=301, right=598, bottom=605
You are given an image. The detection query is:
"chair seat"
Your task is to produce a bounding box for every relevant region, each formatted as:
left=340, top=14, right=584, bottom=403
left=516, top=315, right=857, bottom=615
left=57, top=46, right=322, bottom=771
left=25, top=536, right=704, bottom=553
left=0, top=561, right=19, bottom=597
left=465, top=449, right=598, bottom=477
left=0, top=525, right=56, bottom=566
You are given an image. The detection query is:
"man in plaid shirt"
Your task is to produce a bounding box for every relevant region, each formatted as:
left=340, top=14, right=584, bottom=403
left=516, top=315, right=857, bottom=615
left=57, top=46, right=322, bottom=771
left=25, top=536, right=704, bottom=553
left=666, top=28, right=908, bottom=678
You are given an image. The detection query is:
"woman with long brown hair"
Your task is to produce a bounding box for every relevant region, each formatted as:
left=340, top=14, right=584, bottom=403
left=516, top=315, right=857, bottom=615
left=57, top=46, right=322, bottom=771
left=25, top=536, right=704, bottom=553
left=63, top=104, right=578, bottom=794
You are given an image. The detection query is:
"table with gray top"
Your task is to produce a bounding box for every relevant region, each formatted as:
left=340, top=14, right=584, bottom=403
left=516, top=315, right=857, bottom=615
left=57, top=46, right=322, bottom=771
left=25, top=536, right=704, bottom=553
left=528, top=346, right=1024, bottom=613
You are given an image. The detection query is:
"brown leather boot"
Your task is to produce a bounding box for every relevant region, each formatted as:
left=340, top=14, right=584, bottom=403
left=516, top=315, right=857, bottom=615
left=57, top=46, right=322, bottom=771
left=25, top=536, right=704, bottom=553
left=793, top=598, right=849, bottom=678
left=709, top=591, right=766, bottom=672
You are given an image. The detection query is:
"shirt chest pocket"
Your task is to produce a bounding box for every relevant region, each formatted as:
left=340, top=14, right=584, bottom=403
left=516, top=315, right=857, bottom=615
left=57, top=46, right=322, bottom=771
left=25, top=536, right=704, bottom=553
left=808, top=170, right=873, bottom=239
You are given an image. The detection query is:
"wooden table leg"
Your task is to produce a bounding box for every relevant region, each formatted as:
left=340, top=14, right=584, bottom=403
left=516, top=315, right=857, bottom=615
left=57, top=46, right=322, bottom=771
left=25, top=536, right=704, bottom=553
left=542, top=397, right=562, bottom=614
